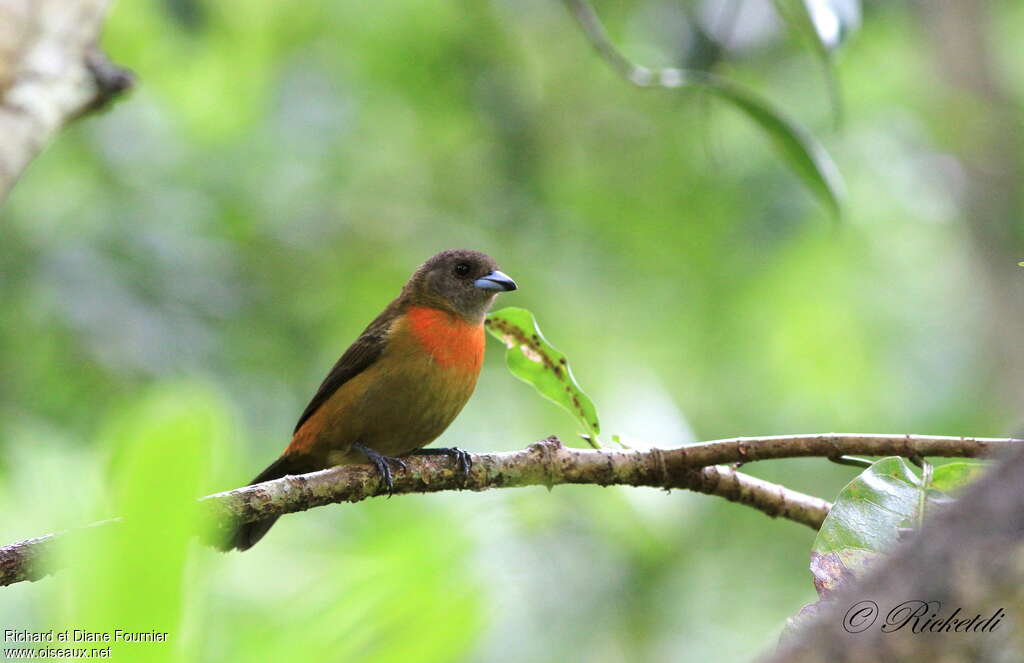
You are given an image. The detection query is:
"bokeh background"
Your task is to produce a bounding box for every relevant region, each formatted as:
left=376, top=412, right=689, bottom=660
left=1, top=0, right=1022, bottom=661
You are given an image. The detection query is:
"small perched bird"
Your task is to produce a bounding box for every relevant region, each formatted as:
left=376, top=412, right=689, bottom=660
left=222, top=249, right=517, bottom=551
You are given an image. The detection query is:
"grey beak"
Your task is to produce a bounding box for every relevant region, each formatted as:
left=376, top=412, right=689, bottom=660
left=474, top=270, right=517, bottom=292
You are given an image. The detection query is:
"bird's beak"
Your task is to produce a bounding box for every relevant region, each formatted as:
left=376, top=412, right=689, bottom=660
left=474, top=270, right=517, bottom=292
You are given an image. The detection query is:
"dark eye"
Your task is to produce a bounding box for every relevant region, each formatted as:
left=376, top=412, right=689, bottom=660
left=453, top=262, right=471, bottom=277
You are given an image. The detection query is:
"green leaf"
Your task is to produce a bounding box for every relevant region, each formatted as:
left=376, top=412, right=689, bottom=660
left=625, top=67, right=845, bottom=218
left=809, top=456, right=989, bottom=598
left=562, top=0, right=844, bottom=217
left=775, top=0, right=833, bottom=56
left=784, top=455, right=991, bottom=640
left=774, top=0, right=859, bottom=56
left=931, top=460, right=988, bottom=493
left=485, top=307, right=601, bottom=448
left=698, top=74, right=845, bottom=219
left=773, top=0, right=844, bottom=127
left=58, top=382, right=230, bottom=662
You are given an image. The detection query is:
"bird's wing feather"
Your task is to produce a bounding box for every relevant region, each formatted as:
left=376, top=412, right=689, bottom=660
left=292, top=305, right=398, bottom=434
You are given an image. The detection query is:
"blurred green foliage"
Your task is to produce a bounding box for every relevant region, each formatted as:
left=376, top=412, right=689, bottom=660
left=62, top=384, right=223, bottom=662
left=1, top=0, right=1022, bottom=661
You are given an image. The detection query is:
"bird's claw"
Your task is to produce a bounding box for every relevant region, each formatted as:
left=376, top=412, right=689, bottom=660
left=408, top=447, right=472, bottom=479
left=444, top=447, right=471, bottom=476
left=456, top=448, right=472, bottom=476
left=353, top=443, right=407, bottom=496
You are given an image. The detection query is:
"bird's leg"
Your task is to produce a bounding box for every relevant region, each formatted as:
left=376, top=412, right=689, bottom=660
left=352, top=443, right=407, bottom=495
left=406, top=447, right=472, bottom=477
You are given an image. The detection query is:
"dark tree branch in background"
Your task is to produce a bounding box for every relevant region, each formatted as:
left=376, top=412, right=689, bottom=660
left=763, top=443, right=1024, bottom=663
left=0, top=433, right=1017, bottom=588
left=0, top=0, right=132, bottom=201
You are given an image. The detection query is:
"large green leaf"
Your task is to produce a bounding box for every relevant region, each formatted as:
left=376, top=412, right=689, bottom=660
left=698, top=74, right=844, bottom=219
left=562, top=0, right=845, bottom=218
left=782, top=457, right=987, bottom=645
left=611, top=68, right=844, bottom=218
left=773, top=0, right=844, bottom=126
left=810, top=457, right=987, bottom=598
left=57, top=382, right=229, bottom=662
left=485, top=307, right=601, bottom=448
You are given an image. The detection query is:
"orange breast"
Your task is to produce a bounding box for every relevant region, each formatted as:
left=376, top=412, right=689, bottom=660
left=406, top=306, right=485, bottom=374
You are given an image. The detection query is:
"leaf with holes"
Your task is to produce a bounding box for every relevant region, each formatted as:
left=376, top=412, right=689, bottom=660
left=485, top=307, right=601, bottom=448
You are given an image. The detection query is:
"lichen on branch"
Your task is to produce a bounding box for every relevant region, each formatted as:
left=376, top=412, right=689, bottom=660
left=0, top=433, right=1017, bottom=588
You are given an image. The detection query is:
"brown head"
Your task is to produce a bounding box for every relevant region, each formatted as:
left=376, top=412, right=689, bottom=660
left=401, top=249, right=517, bottom=323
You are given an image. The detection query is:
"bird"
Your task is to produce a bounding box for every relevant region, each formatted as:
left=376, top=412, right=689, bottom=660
left=221, top=249, right=517, bottom=551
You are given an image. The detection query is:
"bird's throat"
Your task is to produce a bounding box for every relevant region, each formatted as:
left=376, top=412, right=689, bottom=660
left=406, top=306, right=485, bottom=374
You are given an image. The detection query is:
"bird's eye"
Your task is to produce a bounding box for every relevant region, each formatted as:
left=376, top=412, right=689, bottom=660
left=453, top=262, right=471, bottom=277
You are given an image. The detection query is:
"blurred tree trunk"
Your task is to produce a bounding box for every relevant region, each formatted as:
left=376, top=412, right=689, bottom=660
left=919, top=0, right=1024, bottom=415
left=764, top=443, right=1024, bottom=662
left=0, top=0, right=130, bottom=202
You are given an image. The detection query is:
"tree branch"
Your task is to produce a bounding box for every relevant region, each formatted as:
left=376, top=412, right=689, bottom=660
left=0, top=433, right=1018, bottom=588
left=201, top=433, right=1013, bottom=532
left=0, top=0, right=133, bottom=202
left=200, top=437, right=834, bottom=533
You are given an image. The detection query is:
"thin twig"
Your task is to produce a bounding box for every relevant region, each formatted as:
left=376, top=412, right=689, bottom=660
left=562, top=0, right=706, bottom=89
left=828, top=455, right=874, bottom=469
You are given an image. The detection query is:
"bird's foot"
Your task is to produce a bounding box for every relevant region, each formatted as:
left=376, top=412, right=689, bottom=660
left=408, top=447, right=472, bottom=478
left=353, top=443, right=407, bottom=495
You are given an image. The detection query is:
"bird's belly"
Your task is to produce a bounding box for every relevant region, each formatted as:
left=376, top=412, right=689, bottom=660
left=305, top=351, right=479, bottom=463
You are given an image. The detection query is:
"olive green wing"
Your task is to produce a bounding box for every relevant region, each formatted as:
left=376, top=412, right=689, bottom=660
left=292, top=307, right=397, bottom=434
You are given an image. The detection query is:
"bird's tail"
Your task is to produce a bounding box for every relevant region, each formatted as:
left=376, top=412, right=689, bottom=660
left=219, top=454, right=305, bottom=552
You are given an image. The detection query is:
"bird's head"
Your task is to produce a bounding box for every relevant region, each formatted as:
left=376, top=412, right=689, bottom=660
left=404, top=249, right=517, bottom=323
